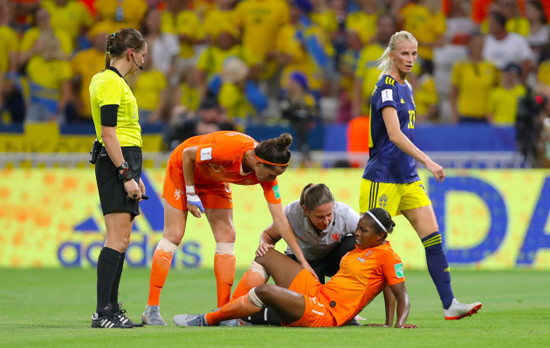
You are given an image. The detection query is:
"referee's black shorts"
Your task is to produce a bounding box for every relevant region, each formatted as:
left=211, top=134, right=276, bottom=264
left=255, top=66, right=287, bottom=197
left=95, top=146, right=142, bottom=218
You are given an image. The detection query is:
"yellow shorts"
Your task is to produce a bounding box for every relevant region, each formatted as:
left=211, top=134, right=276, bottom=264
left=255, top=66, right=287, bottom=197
left=359, top=179, right=432, bottom=216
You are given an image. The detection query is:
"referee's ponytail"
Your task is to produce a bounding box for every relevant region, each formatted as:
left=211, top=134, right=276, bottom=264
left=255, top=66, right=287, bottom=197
left=377, top=30, right=418, bottom=78
left=105, top=28, right=146, bottom=69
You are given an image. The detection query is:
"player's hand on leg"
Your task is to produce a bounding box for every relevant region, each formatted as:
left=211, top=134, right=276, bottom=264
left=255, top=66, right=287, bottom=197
left=301, top=260, right=319, bottom=281
left=255, top=242, right=274, bottom=257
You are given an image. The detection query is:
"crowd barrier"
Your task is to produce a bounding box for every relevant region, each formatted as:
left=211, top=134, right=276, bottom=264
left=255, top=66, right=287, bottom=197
left=1, top=168, right=548, bottom=270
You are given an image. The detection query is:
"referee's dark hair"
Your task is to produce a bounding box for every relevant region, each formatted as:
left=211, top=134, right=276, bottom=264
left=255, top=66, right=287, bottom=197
left=105, top=28, right=146, bottom=69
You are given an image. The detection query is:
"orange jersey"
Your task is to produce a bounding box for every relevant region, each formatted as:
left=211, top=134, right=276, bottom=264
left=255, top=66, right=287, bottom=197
left=320, top=242, right=404, bottom=326
left=167, top=131, right=282, bottom=204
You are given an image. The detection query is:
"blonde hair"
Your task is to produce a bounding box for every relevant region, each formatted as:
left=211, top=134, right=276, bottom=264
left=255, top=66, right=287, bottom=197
left=377, top=31, right=418, bottom=77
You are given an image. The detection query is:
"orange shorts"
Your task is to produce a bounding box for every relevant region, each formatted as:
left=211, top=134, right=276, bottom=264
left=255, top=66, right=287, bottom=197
left=162, top=158, right=233, bottom=211
left=283, top=269, right=338, bottom=328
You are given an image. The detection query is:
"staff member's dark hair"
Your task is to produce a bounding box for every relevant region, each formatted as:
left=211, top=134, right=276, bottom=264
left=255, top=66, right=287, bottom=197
left=300, top=183, right=334, bottom=211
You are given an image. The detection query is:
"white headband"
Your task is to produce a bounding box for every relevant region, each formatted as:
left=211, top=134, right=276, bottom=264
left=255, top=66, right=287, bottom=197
left=365, top=211, right=387, bottom=233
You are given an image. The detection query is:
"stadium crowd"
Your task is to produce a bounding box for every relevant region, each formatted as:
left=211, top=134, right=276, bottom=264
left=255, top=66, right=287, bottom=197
left=1, top=0, right=550, bottom=156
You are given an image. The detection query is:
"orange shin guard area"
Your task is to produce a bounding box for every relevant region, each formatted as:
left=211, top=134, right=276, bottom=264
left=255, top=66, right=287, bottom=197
left=214, top=253, right=236, bottom=307
left=231, top=269, right=268, bottom=300
left=206, top=295, right=261, bottom=326
left=147, top=249, right=174, bottom=306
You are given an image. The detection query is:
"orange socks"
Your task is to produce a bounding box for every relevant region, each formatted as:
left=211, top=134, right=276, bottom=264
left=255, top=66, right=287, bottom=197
left=214, top=253, right=236, bottom=307
left=231, top=267, right=268, bottom=300
left=147, top=248, right=174, bottom=306
left=205, top=293, right=262, bottom=325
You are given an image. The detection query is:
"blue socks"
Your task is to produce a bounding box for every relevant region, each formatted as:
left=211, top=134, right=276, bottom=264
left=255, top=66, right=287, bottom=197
left=422, top=232, right=454, bottom=309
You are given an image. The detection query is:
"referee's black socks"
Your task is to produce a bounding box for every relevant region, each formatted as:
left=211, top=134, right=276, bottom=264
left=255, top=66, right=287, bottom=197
left=96, top=247, right=122, bottom=314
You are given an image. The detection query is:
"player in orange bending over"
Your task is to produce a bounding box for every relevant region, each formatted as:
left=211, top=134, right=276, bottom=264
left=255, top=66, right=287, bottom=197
left=174, top=208, right=418, bottom=329
left=142, top=131, right=315, bottom=326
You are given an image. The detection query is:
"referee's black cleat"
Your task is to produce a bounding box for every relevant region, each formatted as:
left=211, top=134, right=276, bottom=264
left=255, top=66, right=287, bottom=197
left=91, top=303, right=134, bottom=329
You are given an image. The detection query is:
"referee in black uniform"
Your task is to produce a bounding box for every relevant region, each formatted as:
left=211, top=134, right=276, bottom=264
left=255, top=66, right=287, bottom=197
left=89, top=28, right=147, bottom=329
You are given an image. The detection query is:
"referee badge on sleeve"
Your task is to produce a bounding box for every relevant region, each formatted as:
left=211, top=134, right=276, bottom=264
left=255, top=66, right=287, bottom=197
left=382, top=89, right=393, bottom=102
left=394, top=263, right=404, bottom=278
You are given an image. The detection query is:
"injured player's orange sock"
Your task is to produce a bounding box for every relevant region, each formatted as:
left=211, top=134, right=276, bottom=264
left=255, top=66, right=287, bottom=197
left=231, top=267, right=268, bottom=300
left=214, top=252, right=236, bottom=307
left=147, top=247, right=174, bottom=306
left=206, top=292, right=262, bottom=325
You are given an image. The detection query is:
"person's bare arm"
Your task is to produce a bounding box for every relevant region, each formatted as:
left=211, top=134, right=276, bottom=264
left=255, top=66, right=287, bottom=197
left=382, top=107, right=445, bottom=182
left=182, top=146, right=204, bottom=217
left=255, top=224, right=283, bottom=257
left=101, top=126, right=141, bottom=199
left=389, top=282, right=417, bottom=328
left=267, top=203, right=317, bottom=280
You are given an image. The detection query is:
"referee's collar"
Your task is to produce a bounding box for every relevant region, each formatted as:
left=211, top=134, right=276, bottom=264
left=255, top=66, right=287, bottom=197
left=106, top=66, right=123, bottom=78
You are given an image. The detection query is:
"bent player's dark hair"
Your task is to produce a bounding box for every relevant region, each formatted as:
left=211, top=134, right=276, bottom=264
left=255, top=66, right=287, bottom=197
left=255, top=133, right=293, bottom=169
left=300, top=183, right=334, bottom=211
left=105, top=28, right=146, bottom=69
left=367, top=208, right=395, bottom=235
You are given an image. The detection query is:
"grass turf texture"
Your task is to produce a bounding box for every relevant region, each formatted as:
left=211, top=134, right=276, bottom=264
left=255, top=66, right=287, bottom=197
left=1, top=269, right=548, bottom=347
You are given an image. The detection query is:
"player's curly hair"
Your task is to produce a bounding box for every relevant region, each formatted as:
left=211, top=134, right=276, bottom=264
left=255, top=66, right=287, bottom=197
left=367, top=208, right=395, bottom=234
left=255, top=133, right=293, bottom=168
left=300, top=183, right=334, bottom=211
left=105, top=28, right=146, bottom=69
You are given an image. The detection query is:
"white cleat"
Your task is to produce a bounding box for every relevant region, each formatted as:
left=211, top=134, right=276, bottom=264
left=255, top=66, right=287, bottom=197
left=173, top=313, right=208, bottom=327
left=142, top=305, right=167, bottom=326
left=444, top=298, right=482, bottom=320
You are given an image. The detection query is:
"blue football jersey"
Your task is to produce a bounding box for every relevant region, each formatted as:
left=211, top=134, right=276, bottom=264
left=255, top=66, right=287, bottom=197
left=363, top=75, right=420, bottom=183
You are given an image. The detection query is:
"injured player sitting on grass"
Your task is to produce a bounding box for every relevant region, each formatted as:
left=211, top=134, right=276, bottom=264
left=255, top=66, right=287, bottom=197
left=174, top=208, right=419, bottom=328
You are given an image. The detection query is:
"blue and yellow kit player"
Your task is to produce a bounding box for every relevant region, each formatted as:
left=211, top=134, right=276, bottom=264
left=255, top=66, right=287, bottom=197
left=360, top=74, right=429, bottom=215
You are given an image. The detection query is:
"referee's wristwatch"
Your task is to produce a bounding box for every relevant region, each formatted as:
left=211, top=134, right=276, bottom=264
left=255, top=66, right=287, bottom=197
left=117, top=162, right=134, bottom=183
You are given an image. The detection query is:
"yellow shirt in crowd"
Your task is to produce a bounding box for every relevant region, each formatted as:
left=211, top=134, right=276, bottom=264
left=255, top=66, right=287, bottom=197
left=355, top=43, right=386, bottom=114
left=346, top=11, right=378, bottom=45
left=451, top=60, right=499, bottom=118
left=0, top=25, right=18, bottom=73
left=234, top=0, right=290, bottom=59
left=311, top=8, right=337, bottom=56
left=203, top=7, right=236, bottom=40
left=400, top=3, right=446, bottom=61
left=94, top=0, right=147, bottom=30
left=488, top=84, right=526, bottom=125
left=72, top=48, right=108, bottom=118
left=197, top=45, right=259, bottom=79
left=27, top=57, right=72, bottom=96
left=133, top=70, right=167, bottom=112
left=41, top=0, right=93, bottom=41
left=161, top=9, right=205, bottom=58
left=276, top=23, right=326, bottom=91
left=20, top=27, right=73, bottom=56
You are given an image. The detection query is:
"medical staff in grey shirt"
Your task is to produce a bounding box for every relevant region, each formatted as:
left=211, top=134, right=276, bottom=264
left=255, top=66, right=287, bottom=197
left=231, top=183, right=361, bottom=325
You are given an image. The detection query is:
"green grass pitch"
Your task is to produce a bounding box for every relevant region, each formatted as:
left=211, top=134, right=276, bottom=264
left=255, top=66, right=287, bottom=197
left=1, top=268, right=549, bottom=347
